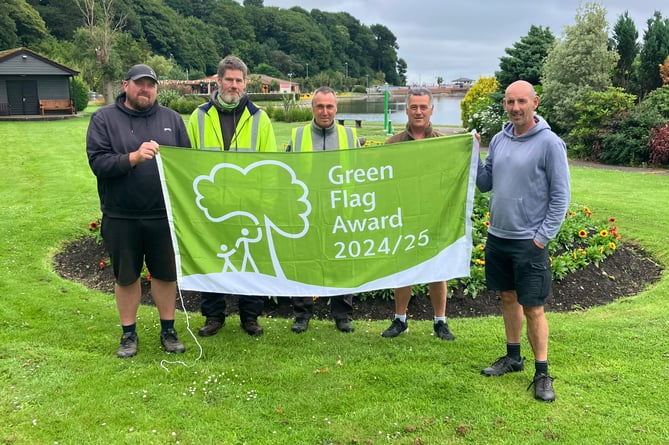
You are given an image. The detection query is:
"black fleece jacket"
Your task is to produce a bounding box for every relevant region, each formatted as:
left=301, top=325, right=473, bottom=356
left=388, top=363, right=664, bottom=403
left=86, top=93, right=190, bottom=218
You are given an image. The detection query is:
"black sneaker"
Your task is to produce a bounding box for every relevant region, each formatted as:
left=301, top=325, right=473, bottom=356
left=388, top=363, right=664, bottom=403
left=291, top=318, right=309, bottom=333
left=117, top=332, right=138, bottom=358
left=335, top=319, right=355, bottom=333
left=198, top=318, right=225, bottom=337
left=241, top=319, right=264, bottom=336
left=434, top=320, right=455, bottom=341
left=528, top=373, right=556, bottom=402
left=381, top=318, right=408, bottom=338
left=160, top=328, right=185, bottom=353
left=481, top=355, right=525, bottom=376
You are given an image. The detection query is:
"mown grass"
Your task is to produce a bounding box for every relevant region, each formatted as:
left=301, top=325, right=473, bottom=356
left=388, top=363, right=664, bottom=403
left=0, top=109, right=668, bottom=444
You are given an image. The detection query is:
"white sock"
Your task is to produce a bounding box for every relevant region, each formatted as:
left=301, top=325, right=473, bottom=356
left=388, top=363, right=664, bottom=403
left=394, top=314, right=407, bottom=322
left=434, top=316, right=446, bottom=323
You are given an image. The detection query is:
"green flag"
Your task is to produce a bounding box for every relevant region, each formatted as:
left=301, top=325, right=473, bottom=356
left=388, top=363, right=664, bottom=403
left=157, top=133, right=477, bottom=296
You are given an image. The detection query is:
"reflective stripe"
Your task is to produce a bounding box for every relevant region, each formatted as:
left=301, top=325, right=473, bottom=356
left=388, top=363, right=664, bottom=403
left=293, top=127, right=305, bottom=152
left=250, top=112, right=260, bottom=151
left=196, top=106, right=263, bottom=151
left=198, top=108, right=206, bottom=149
left=344, top=126, right=356, bottom=148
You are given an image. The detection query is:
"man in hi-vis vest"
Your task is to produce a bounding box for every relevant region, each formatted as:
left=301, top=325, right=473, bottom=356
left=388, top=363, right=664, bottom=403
left=287, top=86, right=360, bottom=333
left=187, top=55, right=277, bottom=338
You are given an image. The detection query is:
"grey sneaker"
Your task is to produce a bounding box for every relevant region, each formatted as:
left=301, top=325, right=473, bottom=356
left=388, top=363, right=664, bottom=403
left=381, top=318, right=408, bottom=338
left=434, top=320, right=455, bottom=340
left=481, top=355, right=525, bottom=376
left=160, top=328, right=185, bottom=354
left=117, top=332, right=138, bottom=358
left=528, top=373, right=556, bottom=402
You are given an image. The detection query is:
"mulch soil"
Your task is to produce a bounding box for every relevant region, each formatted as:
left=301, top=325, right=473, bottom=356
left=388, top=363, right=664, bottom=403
left=53, top=236, right=663, bottom=321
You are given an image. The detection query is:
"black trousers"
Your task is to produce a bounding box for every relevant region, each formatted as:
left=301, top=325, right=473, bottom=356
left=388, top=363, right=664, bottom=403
left=292, top=295, right=353, bottom=321
left=200, top=292, right=264, bottom=323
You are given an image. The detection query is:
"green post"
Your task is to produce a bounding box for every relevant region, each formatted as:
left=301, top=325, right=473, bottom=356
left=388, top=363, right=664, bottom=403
left=383, top=83, right=389, bottom=132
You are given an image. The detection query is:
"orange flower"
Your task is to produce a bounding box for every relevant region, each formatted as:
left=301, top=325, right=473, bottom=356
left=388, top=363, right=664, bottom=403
left=89, top=221, right=99, bottom=231
left=484, top=221, right=490, bottom=227
left=609, top=217, right=616, bottom=223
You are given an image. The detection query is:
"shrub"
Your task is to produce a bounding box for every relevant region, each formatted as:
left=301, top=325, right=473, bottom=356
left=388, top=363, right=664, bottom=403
left=566, top=87, right=636, bottom=160
left=157, top=89, right=181, bottom=107
left=599, top=105, right=664, bottom=165
left=465, top=91, right=505, bottom=146
left=639, top=85, right=669, bottom=120
left=649, top=123, right=669, bottom=166
left=460, top=76, right=500, bottom=127
left=168, top=96, right=206, bottom=115
left=71, top=77, right=89, bottom=112
left=351, top=85, right=367, bottom=94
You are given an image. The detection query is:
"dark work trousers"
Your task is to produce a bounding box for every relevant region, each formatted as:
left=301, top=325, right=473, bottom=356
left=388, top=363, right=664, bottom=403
left=200, top=292, right=265, bottom=323
left=292, top=295, right=354, bottom=321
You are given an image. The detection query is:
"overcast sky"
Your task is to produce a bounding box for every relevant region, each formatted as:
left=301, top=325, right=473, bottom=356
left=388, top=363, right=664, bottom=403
left=257, top=0, right=667, bottom=85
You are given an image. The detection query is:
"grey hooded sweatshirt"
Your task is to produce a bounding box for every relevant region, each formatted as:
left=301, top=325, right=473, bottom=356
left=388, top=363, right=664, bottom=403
left=476, top=115, right=570, bottom=247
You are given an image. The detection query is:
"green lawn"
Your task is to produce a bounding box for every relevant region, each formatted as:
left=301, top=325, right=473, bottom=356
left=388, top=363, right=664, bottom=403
left=0, top=109, right=668, bottom=444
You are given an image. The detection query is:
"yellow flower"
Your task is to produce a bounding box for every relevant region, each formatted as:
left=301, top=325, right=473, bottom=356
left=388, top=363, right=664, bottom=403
left=475, top=259, right=485, bottom=265
left=583, top=206, right=591, bottom=214
left=477, top=244, right=485, bottom=251
left=600, top=229, right=608, bottom=237
left=578, top=229, right=587, bottom=238
left=609, top=242, right=617, bottom=250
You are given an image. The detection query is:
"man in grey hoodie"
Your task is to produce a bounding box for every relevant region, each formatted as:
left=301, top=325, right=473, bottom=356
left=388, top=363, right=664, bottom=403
left=476, top=80, right=570, bottom=402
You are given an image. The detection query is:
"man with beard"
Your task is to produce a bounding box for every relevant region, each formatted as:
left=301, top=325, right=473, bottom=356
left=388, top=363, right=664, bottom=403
left=187, top=55, right=277, bottom=337
left=86, top=64, right=191, bottom=358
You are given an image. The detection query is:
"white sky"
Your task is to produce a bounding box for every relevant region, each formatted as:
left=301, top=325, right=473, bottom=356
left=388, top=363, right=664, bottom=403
left=257, top=0, right=667, bottom=85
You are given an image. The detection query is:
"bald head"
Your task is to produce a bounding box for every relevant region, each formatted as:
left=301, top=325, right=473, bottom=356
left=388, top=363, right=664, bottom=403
left=506, top=80, right=536, bottom=99
left=503, top=80, right=539, bottom=135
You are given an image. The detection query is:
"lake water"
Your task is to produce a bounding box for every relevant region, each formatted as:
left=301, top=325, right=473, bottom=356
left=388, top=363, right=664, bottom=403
left=335, top=94, right=463, bottom=126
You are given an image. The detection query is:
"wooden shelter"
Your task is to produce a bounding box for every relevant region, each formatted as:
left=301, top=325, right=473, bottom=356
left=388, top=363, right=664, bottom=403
left=0, top=47, right=79, bottom=116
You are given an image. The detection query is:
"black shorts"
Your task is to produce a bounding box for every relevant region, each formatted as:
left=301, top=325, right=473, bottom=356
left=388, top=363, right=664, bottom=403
left=484, top=233, right=552, bottom=307
left=101, top=216, right=176, bottom=286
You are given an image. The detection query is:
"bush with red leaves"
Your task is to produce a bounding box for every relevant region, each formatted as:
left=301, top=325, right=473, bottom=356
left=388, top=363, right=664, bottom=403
left=649, top=123, right=669, bottom=166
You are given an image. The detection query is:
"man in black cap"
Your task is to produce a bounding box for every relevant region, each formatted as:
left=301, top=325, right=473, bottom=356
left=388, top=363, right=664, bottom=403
left=86, top=64, right=191, bottom=358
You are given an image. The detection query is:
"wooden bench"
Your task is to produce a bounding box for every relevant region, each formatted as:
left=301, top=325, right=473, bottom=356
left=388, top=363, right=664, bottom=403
left=337, top=119, right=362, bottom=128
left=39, top=99, right=74, bottom=116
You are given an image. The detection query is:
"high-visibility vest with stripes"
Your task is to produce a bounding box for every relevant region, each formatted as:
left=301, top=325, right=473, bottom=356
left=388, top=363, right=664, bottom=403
left=290, top=124, right=357, bottom=151
left=188, top=102, right=277, bottom=152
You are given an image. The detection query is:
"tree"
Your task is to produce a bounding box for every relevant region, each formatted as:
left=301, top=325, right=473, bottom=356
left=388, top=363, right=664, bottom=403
left=370, top=24, right=400, bottom=85
left=1, top=0, right=48, bottom=48
left=611, top=11, right=640, bottom=93
left=495, top=25, right=555, bottom=88
left=75, top=0, right=127, bottom=103
left=541, top=2, right=619, bottom=134
left=639, top=11, right=669, bottom=97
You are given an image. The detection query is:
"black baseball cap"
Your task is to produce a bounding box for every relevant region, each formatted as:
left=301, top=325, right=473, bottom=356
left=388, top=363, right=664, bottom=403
left=125, top=64, right=157, bottom=82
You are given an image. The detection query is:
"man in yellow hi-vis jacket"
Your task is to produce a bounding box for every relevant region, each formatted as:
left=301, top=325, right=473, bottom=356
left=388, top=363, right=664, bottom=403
left=187, top=55, right=277, bottom=337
